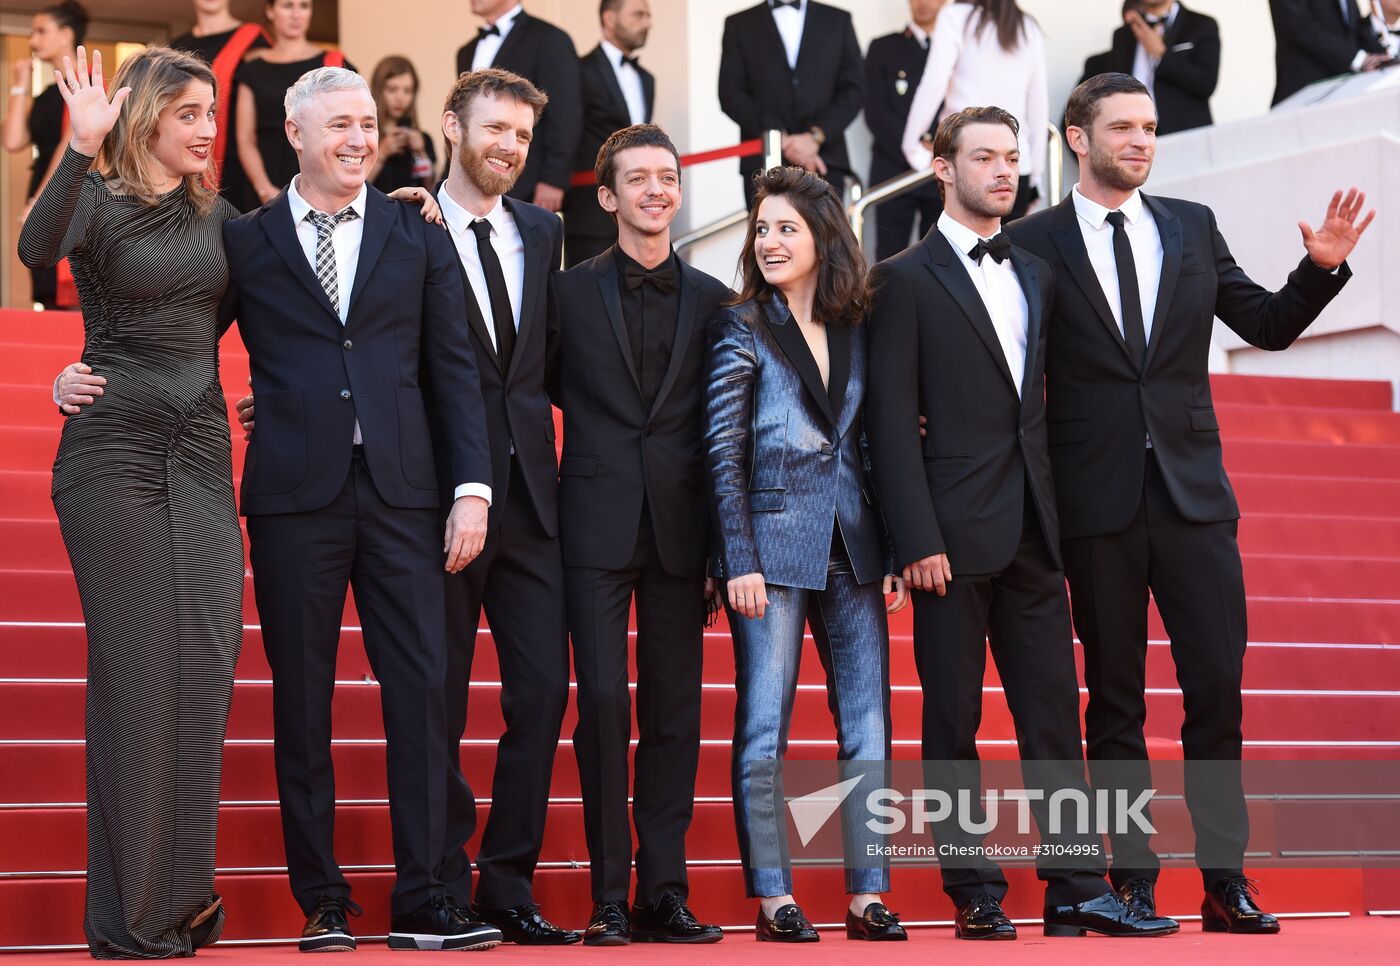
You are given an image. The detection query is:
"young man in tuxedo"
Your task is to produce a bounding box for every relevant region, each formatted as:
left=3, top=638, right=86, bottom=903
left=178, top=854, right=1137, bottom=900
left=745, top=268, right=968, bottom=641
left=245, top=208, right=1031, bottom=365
left=864, top=0, right=948, bottom=260
left=222, top=67, right=501, bottom=952
left=1086, top=0, right=1220, bottom=135
left=718, top=0, right=864, bottom=207
left=455, top=1, right=582, bottom=212
left=865, top=106, right=1179, bottom=942
left=1008, top=71, right=1373, bottom=932
left=430, top=67, right=578, bottom=945
left=1270, top=0, right=1388, bottom=104
left=567, top=0, right=657, bottom=267
left=550, top=124, right=730, bottom=946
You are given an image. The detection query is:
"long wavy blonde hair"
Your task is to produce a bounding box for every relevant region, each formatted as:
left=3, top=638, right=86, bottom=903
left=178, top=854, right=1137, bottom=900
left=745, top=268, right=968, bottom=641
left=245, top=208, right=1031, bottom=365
left=97, top=46, right=219, bottom=214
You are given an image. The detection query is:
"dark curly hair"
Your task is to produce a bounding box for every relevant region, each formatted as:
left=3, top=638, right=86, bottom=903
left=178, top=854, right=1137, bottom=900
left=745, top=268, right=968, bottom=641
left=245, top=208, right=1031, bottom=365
left=727, top=166, right=867, bottom=327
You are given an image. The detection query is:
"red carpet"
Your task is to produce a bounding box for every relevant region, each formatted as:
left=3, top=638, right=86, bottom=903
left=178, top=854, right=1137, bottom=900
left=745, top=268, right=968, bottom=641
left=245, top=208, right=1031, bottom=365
left=2, top=308, right=1400, bottom=952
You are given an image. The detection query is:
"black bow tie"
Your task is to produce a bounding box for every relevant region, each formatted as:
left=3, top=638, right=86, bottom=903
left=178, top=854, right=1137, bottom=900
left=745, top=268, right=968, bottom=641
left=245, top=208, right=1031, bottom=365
left=770, top=0, right=801, bottom=9
left=968, top=233, right=1011, bottom=265
left=623, top=263, right=676, bottom=293
left=1143, top=13, right=1166, bottom=27
left=478, top=23, right=500, bottom=40
left=619, top=52, right=640, bottom=69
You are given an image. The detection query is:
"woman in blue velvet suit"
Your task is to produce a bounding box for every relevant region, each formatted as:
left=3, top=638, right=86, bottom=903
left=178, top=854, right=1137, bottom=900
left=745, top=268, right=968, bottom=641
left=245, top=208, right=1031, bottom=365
left=705, top=167, right=909, bottom=943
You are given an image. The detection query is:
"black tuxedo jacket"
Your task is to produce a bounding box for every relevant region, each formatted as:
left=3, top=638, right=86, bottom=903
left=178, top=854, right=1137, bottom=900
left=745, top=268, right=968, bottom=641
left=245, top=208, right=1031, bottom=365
left=224, top=188, right=491, bottom=516
left=865, top=229, right=1060, bottom=576
left=864, top=28, right=939, bottom=187
left=718, top=1, right=864, bottom=183
left=1008, top=194, right=1351, bottom=539
left=1094, top=5, right=1220, bottom=135
left=1270, top=0, right=1385, bottom=104
left=439, top=195, right=564, bottom=538
left=549, top=248, right=731, bottom=576
left=566, top=44, right=655, bottom=241
left=456, top=12, right=583, bottom=198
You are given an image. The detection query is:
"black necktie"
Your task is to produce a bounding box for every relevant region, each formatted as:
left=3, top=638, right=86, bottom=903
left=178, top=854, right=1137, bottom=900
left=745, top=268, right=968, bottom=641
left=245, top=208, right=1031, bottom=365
left=478, top=23, right=500, bottom=40
left=623, top=263, right=676, bottom=293
left=770, top=0, right=800, bottom=9
left=1105, top=210, right=1148, bottom=367
left=968, top=233, right=1011, bottom=265
left=470, top=219, right=516, bottom=369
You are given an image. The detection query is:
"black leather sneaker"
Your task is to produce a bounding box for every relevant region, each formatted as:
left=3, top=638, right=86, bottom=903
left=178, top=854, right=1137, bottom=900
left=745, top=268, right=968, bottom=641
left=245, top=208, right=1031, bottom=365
left=300, top=895, right=362, bottom=953
left=387, top=896, right=502, bottom=951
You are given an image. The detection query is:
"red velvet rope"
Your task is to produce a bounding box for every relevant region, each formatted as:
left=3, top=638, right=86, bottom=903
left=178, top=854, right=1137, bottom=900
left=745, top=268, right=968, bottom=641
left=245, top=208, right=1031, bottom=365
left=568, top=137, right=766, bottom=187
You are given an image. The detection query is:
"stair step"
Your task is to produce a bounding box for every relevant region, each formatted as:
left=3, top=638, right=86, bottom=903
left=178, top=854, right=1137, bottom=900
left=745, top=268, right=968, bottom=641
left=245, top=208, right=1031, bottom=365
left=1223, top=438, right=1400, bottom=478
left=1209, top=373, right=1393, bottom=411
left=1216, top=402, right=1400, bottom=446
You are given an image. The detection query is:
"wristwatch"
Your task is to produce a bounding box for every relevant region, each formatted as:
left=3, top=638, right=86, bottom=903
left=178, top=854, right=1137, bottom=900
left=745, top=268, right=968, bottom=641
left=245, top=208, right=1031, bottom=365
left=809, top=125, right=826, bottom=146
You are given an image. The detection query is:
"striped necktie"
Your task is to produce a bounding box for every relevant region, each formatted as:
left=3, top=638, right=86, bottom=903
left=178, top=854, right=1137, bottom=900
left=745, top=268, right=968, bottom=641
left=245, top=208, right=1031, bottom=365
left=305, top=207, right=360, bottom=315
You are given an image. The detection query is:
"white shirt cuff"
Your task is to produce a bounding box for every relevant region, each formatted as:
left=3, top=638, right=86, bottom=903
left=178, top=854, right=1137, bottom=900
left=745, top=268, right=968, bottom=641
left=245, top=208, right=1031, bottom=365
left=52, top=376, right=62, bottom=407
left=453, top=482, right=492, bottom=505
left=1351, top=49, right=1369, bottom=72
left=904, top=142, right=934, bottom=172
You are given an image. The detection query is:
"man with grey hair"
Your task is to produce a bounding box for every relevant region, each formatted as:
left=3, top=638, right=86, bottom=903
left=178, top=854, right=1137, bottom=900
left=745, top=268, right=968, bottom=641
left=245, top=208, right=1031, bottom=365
left=222, top=66, right=502, bottom=953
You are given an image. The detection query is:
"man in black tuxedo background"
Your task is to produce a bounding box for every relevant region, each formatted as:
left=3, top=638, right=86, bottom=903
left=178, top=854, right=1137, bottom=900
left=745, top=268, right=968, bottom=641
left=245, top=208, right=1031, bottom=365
left=1270, top=0, right=1388, bottom=104
left=718, top=0, right=864, bottom=207
left=1008, top=72, right=1374, bottom=933
left=567, top=0, right=657, bottom=267
left=456, top=1, right=582, bottom=212
left=864, top=0, right=947, bottom=260
left=550, top=124, right=730, bottom=946
left=1081, top=0, right=1220, bottom=135
left=865, top=106, right=1178, bottom=942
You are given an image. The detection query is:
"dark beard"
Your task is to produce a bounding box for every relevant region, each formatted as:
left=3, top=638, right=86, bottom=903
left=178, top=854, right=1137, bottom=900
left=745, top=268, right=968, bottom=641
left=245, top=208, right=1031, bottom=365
left=955, top=180, right=1014, bottom=220
left=1088, top=144, right=1149, bottom=192
left=459, top=146, right=517, bottom=196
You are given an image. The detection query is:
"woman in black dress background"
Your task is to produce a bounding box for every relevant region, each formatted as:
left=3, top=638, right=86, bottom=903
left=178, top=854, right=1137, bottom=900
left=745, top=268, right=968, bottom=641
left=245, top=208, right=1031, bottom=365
left=3, top=1, right=85, bottom=308
left=233, top=0, right=353, bottom=209
left=18, top=45, right=243, bottom=957
left=368, top=55, right=435, bottom=194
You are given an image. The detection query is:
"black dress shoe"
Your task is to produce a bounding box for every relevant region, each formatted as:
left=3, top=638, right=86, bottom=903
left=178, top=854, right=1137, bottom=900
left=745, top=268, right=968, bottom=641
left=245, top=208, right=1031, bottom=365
left=1043, top=891, right=1179, bottom=937
left=300, top=896, right=362, bottom=953
left=1202, top=878, right=1281, bottom=934
left=584, top=900, right=631, bottom=946
left=472, top=902, right=581, bottom=945
left=954, top=893, right=1016, bottom=940
left=845, top=902, right=907, bottom=941
left=387, top=895, right=503, bottom=951
left=756, top=903, right=819, bottom=942
left=1119, top=878, right=1159, bottom=919
left=631, top=892, right=724, bottom=943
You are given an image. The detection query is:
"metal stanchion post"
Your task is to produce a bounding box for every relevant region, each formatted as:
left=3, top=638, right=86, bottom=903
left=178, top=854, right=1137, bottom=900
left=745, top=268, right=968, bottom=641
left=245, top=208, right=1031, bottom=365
left=763, top=129, right=783, bottom=171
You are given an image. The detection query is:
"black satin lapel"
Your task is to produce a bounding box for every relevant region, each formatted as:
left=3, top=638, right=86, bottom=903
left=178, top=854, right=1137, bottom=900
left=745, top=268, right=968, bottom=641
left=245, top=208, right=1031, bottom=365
left=456, top=253, right=502, bottom=374
left=1010, top=250, right=1041, bottom=403
left=1142, top=194, right=1181, bottom=372
left=493, top=13, right=530, bottom=64
left=792, top=6, right=817, bottom=74
left=592, top=47, right=630, bottom=121
left=826, top=320, right=851, bottom=426
left=756, top=8, right=792, bottom=75
left=641, top=68, right=656, bottom=122
left=765, top=307, right=837, bottom=427
left=925, top=233, right=1019, bottom=397
left=507, top=198, right=544, bottom=383
left=259, top=194, right=339, bottom=322
left=646, top=259, right=697, bottom=424
left=346, top=191, right=393, bottom=319
left=596, top=250, right=642, bottom=395
left=1050, top=199, right=1136, bottom=368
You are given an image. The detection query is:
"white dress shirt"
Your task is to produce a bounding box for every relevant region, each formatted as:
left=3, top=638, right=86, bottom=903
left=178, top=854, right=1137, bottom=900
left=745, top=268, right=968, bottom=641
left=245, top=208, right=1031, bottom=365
left=471, top=2, right=523, bottom=70
left=769, top=0, right=806, bottom=70
left=437, top=185, right=526, bottom=347
left=1131, top=2, right=1180, bottom=98
left=1070, top=184, right=1163, bottom=347
left=937, top=212, right=1029, bottom=397
left=902, top=4, right=1049, bottom=199
left=601, top=38, right=648, bottom=125
left=1371, top=11, right=1400, bottom=58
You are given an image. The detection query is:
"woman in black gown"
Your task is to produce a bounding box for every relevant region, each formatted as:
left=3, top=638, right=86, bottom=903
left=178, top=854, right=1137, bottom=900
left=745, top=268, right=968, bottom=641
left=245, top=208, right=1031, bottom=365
left=233, top=0, right=353, bottom=209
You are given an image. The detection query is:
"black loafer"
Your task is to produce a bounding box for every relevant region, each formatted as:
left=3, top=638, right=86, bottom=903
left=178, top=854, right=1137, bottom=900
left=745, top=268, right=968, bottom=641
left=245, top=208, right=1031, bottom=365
left=584, top=900, right=631, bottom=946
left=955, top=893, right=1016, bottom=940
left=1202, top=878, right=1281, bottom=934
left=387, top=896, right=502, bottom=951
left=300, top=895, right=362, bottom=953
left=631, top=891, right=723, bottom=943
left=1044, top=891, right=1179, bottom=937
left=1119, top=878, right=1160, bottom=919
left=845, top=902, right=906, bottom=941
left=472, top=902, right=581, bottom=945
left=756, top=903, right=819, bottom=942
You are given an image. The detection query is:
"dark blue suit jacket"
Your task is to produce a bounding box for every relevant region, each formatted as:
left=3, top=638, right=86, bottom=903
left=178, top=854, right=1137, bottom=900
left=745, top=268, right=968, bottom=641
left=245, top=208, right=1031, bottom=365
left=224, top=186, right=492, bottom=516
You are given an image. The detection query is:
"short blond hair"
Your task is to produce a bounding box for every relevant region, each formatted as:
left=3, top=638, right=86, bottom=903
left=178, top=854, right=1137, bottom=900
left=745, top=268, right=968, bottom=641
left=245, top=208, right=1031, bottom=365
left=98, top=46, right=218, bottom=213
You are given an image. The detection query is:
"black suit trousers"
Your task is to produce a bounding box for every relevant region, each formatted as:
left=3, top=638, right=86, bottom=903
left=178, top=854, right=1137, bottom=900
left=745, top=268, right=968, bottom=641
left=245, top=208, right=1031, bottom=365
left=566, top=507, right=706, bottom=904
left=1061, top=451, right=1248, bottom=890
left=440, top=458, right=570, bottom=910
left=913, top=491, right=1108, bottom=908
left=248, top=453, right=450, bottom=918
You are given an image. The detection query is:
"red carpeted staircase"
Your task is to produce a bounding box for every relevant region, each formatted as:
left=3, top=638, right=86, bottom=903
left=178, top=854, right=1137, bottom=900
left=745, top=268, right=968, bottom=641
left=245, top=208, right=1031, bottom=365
left=2, top=308, right=1399, bottom=950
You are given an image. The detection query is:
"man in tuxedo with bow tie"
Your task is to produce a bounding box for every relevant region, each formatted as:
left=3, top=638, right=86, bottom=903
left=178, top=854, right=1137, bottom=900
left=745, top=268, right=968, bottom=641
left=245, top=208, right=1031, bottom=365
left=1008, top=72, right=1373, bottom=932
left=456, top=1, right=582, bottom=212
left=549, top=124, right=730, bottom=946
left=567, top=0, right=657, bottom=267
left=865, top=106, right=1177, bottom=942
